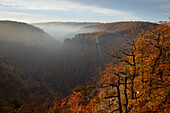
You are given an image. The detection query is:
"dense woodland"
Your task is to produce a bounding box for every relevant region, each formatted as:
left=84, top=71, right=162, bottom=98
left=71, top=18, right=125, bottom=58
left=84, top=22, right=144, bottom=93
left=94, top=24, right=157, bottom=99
left=0, top=21, right=169, bottom=112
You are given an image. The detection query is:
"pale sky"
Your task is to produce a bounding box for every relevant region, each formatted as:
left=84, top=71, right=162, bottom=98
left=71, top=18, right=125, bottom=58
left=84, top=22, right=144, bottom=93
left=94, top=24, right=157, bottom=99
left=0, top=0, right=169, bottom=23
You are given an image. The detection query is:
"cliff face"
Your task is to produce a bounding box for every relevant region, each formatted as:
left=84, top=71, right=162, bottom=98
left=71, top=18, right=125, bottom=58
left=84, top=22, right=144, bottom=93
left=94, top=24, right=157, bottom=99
left=63, top=32, right=121, bottom=86
left=64, top=32, right=118, bottom=63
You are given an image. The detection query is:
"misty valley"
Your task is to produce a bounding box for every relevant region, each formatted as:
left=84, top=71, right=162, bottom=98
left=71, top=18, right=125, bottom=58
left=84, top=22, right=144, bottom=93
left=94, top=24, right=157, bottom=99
left=0, top=21, right=169, bottom=113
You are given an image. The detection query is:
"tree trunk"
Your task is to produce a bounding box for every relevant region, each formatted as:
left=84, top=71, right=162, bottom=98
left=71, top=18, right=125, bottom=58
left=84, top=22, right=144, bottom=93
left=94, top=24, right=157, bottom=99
left=117, top=75, right=122, bottom=113
left=124, top=71, right=128, bottom=113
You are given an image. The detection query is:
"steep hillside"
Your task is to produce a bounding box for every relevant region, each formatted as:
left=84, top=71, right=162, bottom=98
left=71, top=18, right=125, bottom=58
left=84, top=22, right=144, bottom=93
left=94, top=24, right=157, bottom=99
left=0, top=21, right=62, bottom=49
left=0, top=21, right=62, bottom=112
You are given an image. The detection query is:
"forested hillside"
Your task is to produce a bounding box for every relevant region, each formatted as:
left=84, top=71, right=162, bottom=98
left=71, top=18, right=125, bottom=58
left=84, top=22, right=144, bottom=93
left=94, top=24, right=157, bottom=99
left=0, top=21, right=62, bottom=112
left=0, top=21, right=164, bottom=113
left=78, top=22, right=156, bottom=33
left=16, top=23, right=169, bottom=113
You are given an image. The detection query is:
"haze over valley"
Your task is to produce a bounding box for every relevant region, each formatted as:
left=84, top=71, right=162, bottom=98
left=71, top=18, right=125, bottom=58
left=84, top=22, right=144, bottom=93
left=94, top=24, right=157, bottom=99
left=0, top=0, right=169, bottom=112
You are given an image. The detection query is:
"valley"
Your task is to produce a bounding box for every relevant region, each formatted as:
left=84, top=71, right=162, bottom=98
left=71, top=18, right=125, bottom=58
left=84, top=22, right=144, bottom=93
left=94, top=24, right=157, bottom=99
left=0, top=20, right=162, bottom=112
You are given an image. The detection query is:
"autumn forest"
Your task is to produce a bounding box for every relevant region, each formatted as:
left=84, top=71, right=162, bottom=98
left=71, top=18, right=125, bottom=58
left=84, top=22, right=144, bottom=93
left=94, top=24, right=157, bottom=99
left=0, top=20, right=169, bottom=113
left=30, top=23, right=169, bottom=113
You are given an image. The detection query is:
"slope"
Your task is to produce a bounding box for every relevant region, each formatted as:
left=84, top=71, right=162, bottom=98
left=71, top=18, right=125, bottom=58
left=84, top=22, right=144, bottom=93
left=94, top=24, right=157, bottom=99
left=0, top=21, right=62, bottom=112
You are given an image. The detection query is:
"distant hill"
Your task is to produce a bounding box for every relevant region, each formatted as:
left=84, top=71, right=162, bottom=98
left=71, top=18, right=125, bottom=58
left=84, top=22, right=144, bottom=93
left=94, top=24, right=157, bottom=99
left=78, top=21, right=157, bottom=33
left=32, top=22, right=101, bottom=42
left=0, top=21, right=61, bottom=49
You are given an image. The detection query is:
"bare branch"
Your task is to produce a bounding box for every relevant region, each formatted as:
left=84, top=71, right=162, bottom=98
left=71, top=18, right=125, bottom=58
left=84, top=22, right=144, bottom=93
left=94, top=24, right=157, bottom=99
left=119, top=59, right=134, bottom=66
left=119, top=72, right=126, bottom=75
left=119, top=49, right=133, bottom=56
left=100, top=83, right=118, bottom=88
left=111, top=108, right=119, bottom=113
left=104, top=95, right=118, bottom=99
left=149, top=41, right=159, bottom=48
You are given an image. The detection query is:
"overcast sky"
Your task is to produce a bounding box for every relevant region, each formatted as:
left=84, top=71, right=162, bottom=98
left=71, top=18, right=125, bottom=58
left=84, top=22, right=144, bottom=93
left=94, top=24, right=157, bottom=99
left=0, top=0, right=169, bottom=23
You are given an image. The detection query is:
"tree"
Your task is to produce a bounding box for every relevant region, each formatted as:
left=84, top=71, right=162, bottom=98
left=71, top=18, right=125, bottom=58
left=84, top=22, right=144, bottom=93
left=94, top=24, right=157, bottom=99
left=130, top=23, right=170, bottom=112
left=99, top=23, right=169, bottom=113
